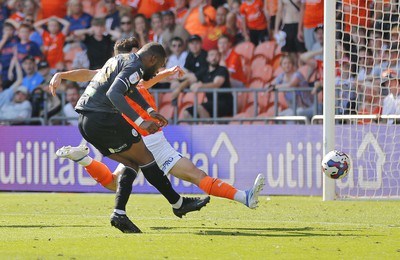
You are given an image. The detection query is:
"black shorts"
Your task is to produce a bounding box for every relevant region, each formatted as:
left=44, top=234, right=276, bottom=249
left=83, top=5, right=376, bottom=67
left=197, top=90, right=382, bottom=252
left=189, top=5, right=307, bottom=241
left=281, top=23, right=307, bottom=53
left=78, top=111, right=141, bottom=156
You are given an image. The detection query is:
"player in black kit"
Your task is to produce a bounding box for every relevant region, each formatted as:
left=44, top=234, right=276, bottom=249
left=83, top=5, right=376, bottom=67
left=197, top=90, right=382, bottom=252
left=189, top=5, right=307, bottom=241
left=75, top=42, right=210, bottom=233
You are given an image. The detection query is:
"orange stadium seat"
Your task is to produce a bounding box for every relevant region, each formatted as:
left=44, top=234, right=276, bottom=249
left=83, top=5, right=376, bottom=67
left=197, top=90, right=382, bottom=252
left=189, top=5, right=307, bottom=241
left=252, top=107, right=277, bottom=125
left=229, top=112, right=253, bottom=125
left=273, top=66, right=284, bottom=78
left=234, top=41, right=255, bottom=63
left=158, top=103, right=176, bottom=120
left=253, top=41, right=277, bottom=62
left=64, top=45, right=83, bottom=71
left=250, top=58, right=273, bottom=83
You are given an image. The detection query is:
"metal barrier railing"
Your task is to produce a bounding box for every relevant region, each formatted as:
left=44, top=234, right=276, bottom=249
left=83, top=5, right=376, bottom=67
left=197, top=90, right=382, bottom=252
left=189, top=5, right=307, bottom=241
left=0, top=117, right=46, bottom=125
left=2, top=86, right=320, bottom=126
left=149, top=86, right=318, bottom=125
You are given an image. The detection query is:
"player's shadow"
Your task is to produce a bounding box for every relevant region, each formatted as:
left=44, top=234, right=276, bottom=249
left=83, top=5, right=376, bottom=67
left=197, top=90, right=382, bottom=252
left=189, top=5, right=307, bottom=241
left=151, top=226, right=364, bottom=237
left=0, top=224, right=100, bottom=228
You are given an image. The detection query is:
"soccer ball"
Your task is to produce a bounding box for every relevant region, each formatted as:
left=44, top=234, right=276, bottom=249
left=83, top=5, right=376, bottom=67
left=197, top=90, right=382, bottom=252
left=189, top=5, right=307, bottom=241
left=321, top=150, right=351, bottom=179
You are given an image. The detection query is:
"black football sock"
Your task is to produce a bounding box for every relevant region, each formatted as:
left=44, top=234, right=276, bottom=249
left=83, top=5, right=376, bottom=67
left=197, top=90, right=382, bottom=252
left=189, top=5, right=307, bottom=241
left=114, top=167, right=137, bottom=212
left=140, top=161, right=181, bottom=204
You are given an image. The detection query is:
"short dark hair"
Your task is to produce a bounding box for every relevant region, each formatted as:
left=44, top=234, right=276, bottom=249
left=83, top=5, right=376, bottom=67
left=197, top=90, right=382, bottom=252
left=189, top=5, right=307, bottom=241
left=170, top=36, right=183, bottom=45
left=114, top=37, right=140, bottom=55
left=91, top=18, right=105, bottom=26
left=218, top=34, right=230, bottom=41
left=139, top=42, right=167, bottom=60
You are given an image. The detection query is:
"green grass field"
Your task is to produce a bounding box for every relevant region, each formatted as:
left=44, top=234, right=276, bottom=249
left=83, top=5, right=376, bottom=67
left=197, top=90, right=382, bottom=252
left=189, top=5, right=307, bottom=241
left=0, top=193, right=399, bottom=260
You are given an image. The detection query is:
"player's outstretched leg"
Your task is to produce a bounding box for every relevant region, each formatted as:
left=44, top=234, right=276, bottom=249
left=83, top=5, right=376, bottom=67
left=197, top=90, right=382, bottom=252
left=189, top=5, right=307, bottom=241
left=56, top=145, right=90, bottom=162
left=173, top=196, right=211, bottom=218
left=169, top=157, right=265, bottom=209
left=245, top=174, right=265, bottom=209
left=56, top=145, right=117, bottom=191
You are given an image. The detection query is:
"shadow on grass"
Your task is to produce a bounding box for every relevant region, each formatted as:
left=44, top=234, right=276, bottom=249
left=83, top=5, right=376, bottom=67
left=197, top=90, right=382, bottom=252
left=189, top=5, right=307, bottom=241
left=0, top=224, right=100, bottom=228
left=151, top=226, right=367, bottom=237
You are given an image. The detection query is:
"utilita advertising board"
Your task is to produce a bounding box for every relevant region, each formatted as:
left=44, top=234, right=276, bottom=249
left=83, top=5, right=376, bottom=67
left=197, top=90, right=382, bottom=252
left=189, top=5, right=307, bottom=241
left=1, top=125, right=397, bottom=196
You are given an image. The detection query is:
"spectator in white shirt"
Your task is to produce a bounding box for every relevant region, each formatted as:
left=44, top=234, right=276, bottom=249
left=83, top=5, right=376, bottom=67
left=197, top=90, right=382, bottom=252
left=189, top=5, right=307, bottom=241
left=166, top=37, right=188, bottom=69
left=153, top=37, right=188, bottom=89
left=62, top=83, right=80, bottom=126
left=381, top=69, right=400, bottom=124
left=0, top=85, right=32, bottom=124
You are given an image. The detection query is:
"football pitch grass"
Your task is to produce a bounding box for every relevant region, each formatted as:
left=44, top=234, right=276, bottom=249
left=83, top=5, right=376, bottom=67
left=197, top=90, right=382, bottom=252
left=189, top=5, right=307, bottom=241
left=0, top=193, right=399, bottom=260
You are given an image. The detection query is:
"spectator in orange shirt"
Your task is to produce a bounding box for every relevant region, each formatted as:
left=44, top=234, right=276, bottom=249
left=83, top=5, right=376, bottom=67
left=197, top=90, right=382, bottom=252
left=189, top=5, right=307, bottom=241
left=174, top=0, right=189, bottom=23
left=39, top=0, right=68, bottom=19
left=181, top=0, right=216, bottom=38
left=218, top=34, right=246, bottom=88
left=298, top=0, right=324, bottom=51
left=202, top=5, right=228, bottom=51
left=240, top=0, right=269, bottom=46
left=8, top=0, right=24, bottom=22
left=137, top=0, right=175, bottom=19
left=34, top=15, right=70, bottom=70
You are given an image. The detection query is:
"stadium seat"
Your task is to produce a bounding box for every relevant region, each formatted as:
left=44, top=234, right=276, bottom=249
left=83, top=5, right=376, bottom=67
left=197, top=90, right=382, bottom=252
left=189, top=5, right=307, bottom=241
left=249, top=57, right=273, bottom=83
left=246, top=78, right=264, bottom=89
left=239, top=102, right=260, bottom=117
left=157, top=92, right=180, bottom=108
left=234, top=41, right=255, bottom=63
left=271, top=53, right=282, bottom=70
left=180, top=92, right=206, bottom=107
left=158, top=103, right=176, bottom=120
left=64, top=45, right=83, bottom=71
left=257, top=89, right=273, bottom=113
left=252, top=107, right=277, bottom=125
left=229, top=112, right=253, bottom=125
left=253, top=41, right=277, bottom=62
left=273, top=66, right=284, bottom=78
left=235, top=91, right=248, bottom=113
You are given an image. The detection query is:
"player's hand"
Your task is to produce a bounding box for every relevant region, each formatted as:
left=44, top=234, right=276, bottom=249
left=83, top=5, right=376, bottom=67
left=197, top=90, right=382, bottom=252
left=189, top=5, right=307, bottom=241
left=139, top=120, right=161, bottom=134
left=49, top=73, right=62, bottom=96
left=167, top=66, right=185, bottom=78
left=149, top=111, right=168, bottom=127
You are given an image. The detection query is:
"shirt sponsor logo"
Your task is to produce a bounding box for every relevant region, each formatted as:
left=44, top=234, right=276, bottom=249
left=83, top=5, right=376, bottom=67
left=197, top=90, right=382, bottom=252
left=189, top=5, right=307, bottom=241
left=129, top=71, right=140, bottom=84
left=108, top=143, right=128, bottom=154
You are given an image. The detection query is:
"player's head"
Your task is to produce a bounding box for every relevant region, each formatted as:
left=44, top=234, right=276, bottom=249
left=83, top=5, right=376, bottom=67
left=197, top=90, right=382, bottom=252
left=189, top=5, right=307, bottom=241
left=114, top=37, right=140, bottom=55
left=137, top=42, right=167, bottom=81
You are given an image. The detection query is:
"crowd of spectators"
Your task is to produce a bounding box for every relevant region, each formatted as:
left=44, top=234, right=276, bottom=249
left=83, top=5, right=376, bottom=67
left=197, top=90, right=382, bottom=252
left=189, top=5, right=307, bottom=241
left=0, top=0, right=399, bottom=125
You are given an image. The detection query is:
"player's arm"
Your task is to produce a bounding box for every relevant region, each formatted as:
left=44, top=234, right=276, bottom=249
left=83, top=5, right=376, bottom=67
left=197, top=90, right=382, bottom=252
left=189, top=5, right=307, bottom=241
left=141, top=66, right=185, bottom=89
left=108, top=67, right=168, bottom=131
left=49, top=69, right=99, bottom=96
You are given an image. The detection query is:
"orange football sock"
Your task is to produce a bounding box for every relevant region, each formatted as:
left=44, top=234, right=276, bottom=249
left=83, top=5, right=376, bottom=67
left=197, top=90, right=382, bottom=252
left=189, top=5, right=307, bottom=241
left=199, top=176, right=237, bottom=200
left=84, top=160, right=113, bottom=186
